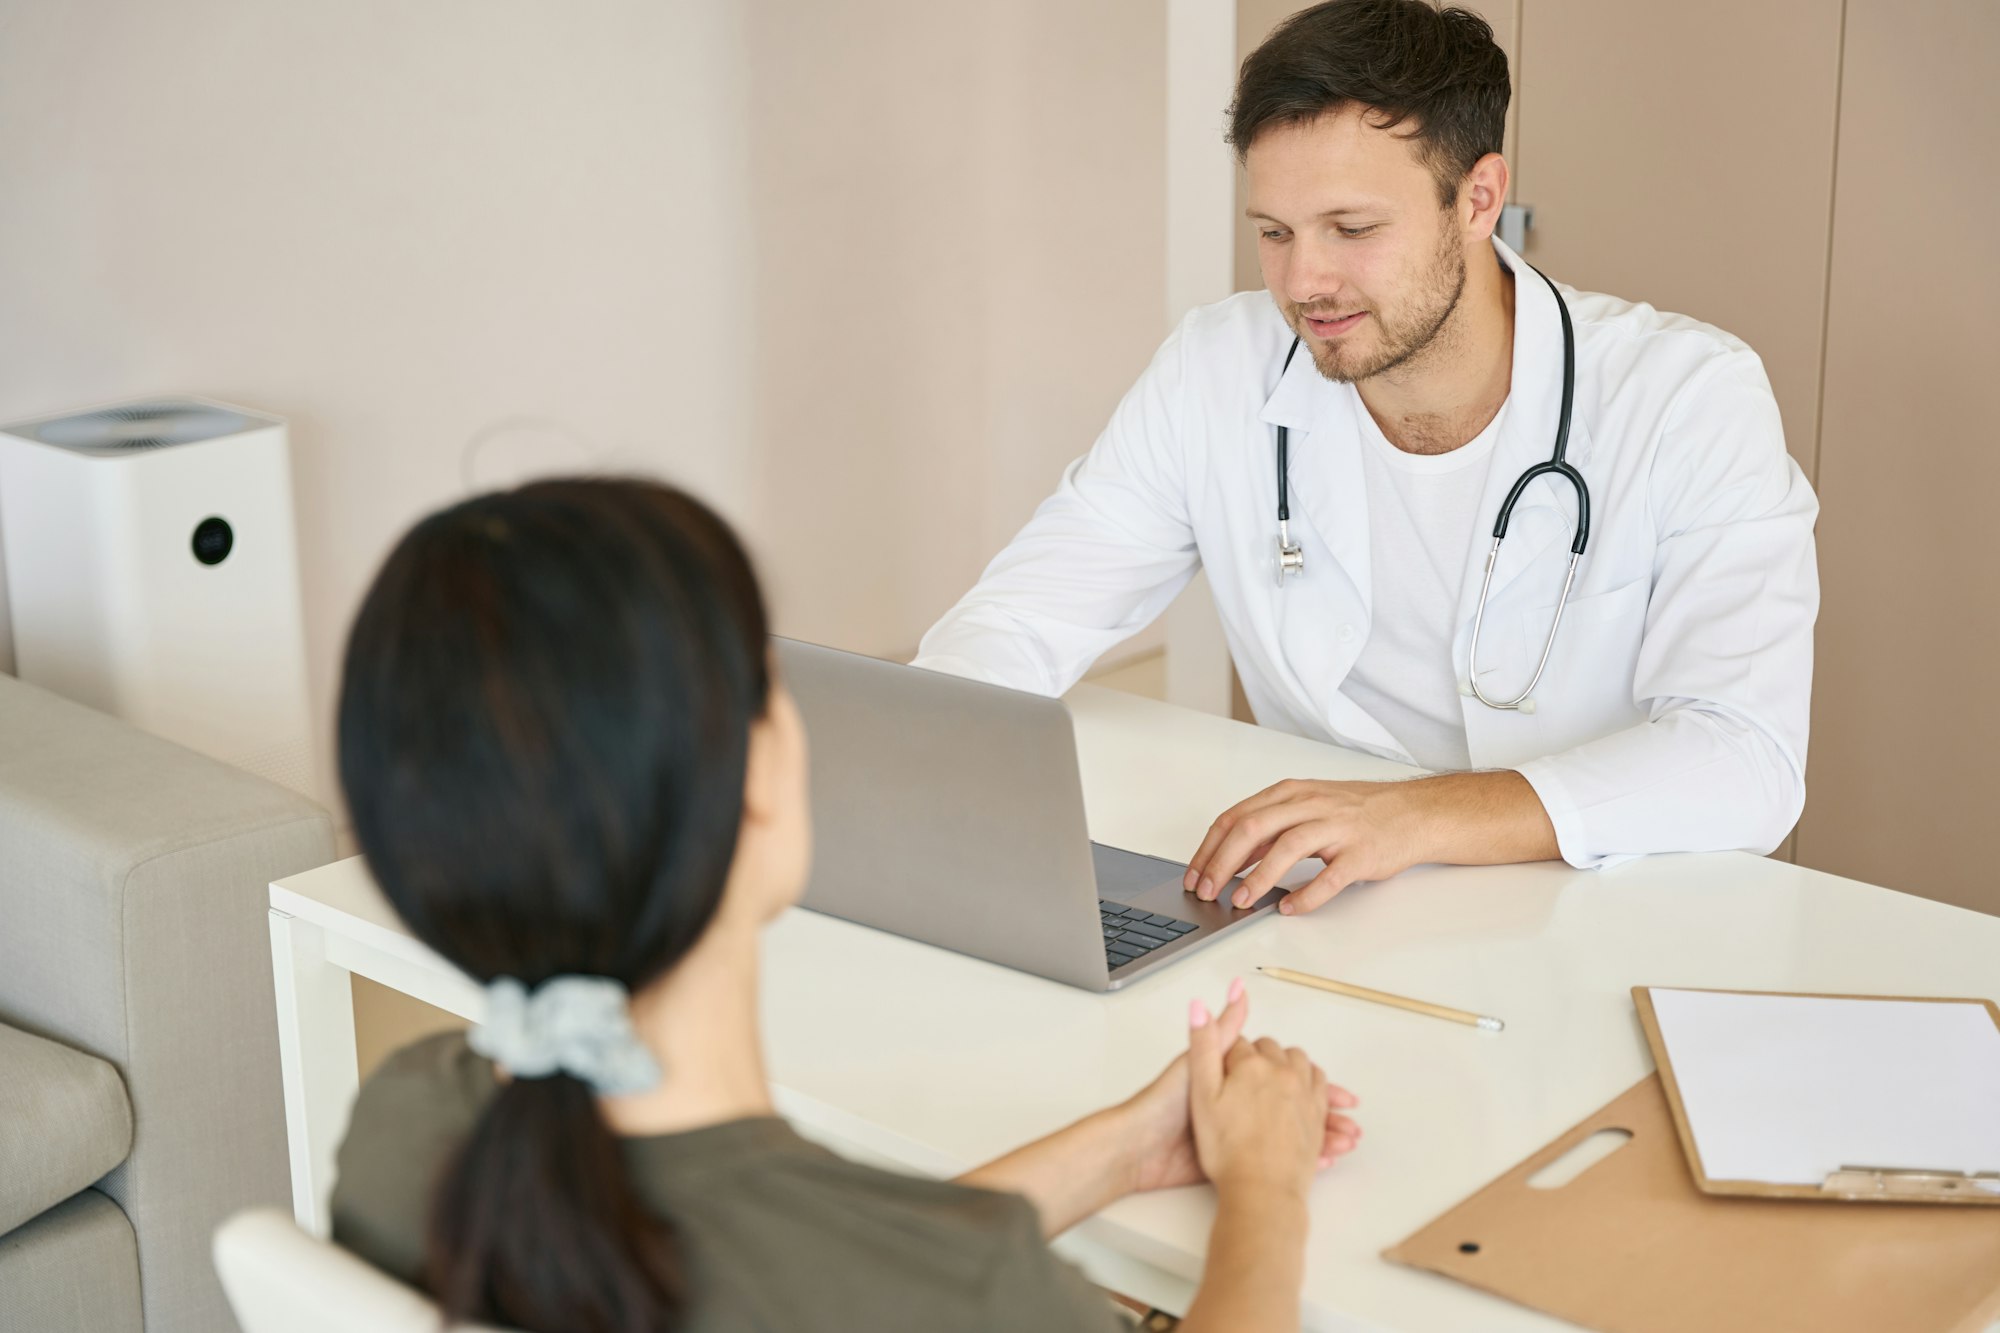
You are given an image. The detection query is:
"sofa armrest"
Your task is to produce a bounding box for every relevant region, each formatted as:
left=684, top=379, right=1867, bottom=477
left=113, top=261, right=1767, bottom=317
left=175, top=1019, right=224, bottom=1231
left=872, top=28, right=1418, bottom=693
left=0, top=673, right=336, bottom=1333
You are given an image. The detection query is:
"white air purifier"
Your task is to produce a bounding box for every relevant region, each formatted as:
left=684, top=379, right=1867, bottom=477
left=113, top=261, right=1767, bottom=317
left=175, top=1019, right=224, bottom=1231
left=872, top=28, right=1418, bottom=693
left=0, top=397, right=318, bottom=802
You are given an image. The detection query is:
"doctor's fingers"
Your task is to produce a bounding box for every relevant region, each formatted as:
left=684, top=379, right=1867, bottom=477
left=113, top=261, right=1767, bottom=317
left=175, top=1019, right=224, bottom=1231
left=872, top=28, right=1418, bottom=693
left=1188, top=835, right=1275, bottom=901
left=1226, top=824, right=1338, bottom=908
left=1190, top=795, right=1338, bottom=896
left=1191, top=809, right=1306, bottom=900
left=1182, top=781, right=1318, bottom=893
left=1277, top=858, right=1362, bottom=916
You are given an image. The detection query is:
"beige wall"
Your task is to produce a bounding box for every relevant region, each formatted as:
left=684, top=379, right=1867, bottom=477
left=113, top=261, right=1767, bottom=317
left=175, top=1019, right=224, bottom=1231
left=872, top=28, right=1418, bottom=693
left=0, top=0, right=1168, bottom=818
left=0, top=0, right=757, bottom=808
left=745, top=1, right=1166, bottom=657
left=0, top=3, right=1171, bottom=1067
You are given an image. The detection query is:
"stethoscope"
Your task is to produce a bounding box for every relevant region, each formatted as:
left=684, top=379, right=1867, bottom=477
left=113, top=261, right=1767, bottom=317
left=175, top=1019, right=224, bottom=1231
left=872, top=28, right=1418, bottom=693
left=1274, top=264, right=1590, bottom=713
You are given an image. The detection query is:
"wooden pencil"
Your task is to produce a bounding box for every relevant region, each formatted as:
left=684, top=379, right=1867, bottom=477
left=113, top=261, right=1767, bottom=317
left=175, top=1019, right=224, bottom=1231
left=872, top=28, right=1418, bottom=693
left=1257, top=965, right=1505, bottom=1032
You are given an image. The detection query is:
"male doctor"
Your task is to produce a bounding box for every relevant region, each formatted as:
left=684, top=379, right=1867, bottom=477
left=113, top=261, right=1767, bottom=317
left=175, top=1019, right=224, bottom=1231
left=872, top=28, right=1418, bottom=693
left=914, top=0, right=1818, bottom=915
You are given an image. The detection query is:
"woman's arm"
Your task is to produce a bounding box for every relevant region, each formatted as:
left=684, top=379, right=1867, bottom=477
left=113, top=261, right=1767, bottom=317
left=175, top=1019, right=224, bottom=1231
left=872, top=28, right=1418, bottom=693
left=1175, top=1179, right=1312, bottom=1333
left=1173, top=992, right=1340, bottom=1333
left=957, top=980, right=1358, bottom=1251
left=954, top=1102, right=1147, bottom=1238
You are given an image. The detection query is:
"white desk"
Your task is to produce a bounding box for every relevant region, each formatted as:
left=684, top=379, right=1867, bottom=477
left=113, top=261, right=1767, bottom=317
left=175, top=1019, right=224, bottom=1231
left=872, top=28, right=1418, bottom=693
left=269, top=685, right=2000, bottom=1333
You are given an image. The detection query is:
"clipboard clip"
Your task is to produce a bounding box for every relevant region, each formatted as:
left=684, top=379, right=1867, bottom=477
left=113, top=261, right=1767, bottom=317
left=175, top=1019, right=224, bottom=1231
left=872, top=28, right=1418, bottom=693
left=1821, top=1166, right=2000, bottom=1200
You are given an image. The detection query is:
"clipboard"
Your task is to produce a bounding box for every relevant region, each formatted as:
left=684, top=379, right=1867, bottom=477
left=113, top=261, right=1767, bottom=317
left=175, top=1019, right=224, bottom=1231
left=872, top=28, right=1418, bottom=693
left=1634, top=987, right=2000, bottom=1205
left=1384, top=1074, right=2000, bottom=1333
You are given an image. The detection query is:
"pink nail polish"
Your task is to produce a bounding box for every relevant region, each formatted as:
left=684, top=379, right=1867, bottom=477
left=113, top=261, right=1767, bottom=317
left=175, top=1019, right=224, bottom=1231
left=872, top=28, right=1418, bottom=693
left=1227, top=976, right=1245, bottom=1003
left=1189, top=999, right=1211, bottom=1029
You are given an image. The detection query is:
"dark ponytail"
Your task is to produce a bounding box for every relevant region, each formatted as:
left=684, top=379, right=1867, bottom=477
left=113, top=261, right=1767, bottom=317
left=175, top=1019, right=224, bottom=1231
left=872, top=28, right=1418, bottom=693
left=429, top=1080, right=677, bottom=1332
left=336, top=478, right=770, bottom=1333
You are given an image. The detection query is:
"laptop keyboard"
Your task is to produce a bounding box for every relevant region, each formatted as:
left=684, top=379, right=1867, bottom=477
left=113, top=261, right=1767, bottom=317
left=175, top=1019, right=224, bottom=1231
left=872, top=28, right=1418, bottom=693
left=1100, top=899, right=1199, bottom=972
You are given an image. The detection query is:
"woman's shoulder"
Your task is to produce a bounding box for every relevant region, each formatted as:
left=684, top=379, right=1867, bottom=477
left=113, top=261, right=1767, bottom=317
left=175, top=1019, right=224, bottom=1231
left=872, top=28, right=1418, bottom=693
left=636, top=1115, right=1035, bottom=1253
left=330, top=1031, right=494, bottom=1283
left=633, top=1123, right=1124, bottom=1330
left=330, top=1038, right=1123, bottom=1331
left=349, top=1028, right=498, bottom=1140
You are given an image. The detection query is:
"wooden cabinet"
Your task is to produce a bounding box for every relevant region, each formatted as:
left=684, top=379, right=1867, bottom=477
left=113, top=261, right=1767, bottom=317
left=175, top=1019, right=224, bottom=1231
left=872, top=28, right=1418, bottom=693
left=1791, top=0, right=2000, bottom=915
left=1231, top=0, right=1999, bottom=912
left=1508, top=0, right=1843, bottom=476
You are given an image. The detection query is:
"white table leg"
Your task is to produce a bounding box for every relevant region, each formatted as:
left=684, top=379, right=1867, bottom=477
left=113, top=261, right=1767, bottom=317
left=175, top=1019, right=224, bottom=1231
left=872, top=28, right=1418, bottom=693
left=268, top=905, right=360, bottom=1238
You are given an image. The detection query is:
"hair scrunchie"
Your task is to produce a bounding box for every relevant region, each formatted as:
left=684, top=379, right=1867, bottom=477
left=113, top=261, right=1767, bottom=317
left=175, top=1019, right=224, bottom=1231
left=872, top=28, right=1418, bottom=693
left=468, top=976, right=663, bottom=1096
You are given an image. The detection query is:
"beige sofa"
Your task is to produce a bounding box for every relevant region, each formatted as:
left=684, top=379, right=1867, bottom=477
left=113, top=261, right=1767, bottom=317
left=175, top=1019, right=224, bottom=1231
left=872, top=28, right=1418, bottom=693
left=0, top=671, right=335, bottom=1332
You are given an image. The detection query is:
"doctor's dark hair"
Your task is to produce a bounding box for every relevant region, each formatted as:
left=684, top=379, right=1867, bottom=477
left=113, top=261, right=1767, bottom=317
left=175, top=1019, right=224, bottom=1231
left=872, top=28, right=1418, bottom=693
left=337, top=477, right=771, bottom=1333
left=1229, top=0, right=1510, bottom=207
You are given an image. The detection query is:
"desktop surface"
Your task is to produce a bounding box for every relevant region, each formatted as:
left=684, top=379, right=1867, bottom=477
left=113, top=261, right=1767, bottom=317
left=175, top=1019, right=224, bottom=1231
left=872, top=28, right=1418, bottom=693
left=272, top=684, right=2000, bottom=1333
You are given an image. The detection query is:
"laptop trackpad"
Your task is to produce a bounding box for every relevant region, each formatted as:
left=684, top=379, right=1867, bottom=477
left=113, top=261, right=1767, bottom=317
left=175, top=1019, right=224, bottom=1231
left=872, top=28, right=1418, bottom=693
left=1090, top=842, right=1286, bottom=925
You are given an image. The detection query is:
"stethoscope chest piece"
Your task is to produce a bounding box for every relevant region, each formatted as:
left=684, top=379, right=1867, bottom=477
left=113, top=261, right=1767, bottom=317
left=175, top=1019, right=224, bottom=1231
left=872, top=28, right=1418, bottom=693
left=1275, top=518, right=1304, bottom=586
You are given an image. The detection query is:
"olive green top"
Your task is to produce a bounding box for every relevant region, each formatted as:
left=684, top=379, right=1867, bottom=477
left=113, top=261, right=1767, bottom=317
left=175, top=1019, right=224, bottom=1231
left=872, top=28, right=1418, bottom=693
left=332, top=1034, right=1125, bottom=1332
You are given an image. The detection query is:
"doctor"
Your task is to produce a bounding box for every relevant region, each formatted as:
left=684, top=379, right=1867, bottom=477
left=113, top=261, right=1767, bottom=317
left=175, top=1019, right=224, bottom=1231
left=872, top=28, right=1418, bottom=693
left=915, top=0, right=1818, bottom=915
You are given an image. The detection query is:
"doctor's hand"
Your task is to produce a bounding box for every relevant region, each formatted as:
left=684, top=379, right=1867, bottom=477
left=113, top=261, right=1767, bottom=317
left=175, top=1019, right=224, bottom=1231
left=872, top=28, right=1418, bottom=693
left=1181, top=771, right=1560, bottom=915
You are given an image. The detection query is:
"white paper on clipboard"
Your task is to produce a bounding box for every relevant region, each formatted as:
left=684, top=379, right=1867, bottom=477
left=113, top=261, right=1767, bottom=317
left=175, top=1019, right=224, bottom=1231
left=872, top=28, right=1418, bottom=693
left=1646, top=988, right=2000, bottom=1191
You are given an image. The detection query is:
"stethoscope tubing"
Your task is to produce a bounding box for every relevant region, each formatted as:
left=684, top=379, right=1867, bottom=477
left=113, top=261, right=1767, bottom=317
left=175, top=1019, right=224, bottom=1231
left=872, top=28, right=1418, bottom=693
left=1272, top=263, right=1591, bottom=711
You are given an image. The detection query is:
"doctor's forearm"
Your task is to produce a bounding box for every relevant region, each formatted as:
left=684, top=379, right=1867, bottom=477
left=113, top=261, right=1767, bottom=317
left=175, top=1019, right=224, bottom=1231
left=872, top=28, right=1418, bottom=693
left=1402, top=770, right=1560, bottom=866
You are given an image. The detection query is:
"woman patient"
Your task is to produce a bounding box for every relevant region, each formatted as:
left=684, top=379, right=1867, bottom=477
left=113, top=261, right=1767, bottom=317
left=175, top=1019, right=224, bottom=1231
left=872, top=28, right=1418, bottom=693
left=329, top=477, right=1361, bottom=1333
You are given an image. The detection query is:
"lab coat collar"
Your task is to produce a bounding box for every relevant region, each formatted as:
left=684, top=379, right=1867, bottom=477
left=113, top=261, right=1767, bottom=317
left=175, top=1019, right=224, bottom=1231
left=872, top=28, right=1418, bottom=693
left=1256, top=329, right=1335, bottom=433
left=1256, top=327, right=1373, bottom=621
left=1250, top=315, right=1385, bottom=750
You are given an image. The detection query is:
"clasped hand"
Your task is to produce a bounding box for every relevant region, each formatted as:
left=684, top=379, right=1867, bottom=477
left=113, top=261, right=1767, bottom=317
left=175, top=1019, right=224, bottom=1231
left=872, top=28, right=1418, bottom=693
left=1119, top=978, right=1359, bottom=1195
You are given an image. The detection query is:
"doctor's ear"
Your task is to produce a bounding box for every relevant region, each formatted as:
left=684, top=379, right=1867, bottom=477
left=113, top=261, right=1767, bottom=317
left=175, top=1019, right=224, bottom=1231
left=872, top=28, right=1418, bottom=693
left=1460, top=152, right=1510, bottom=239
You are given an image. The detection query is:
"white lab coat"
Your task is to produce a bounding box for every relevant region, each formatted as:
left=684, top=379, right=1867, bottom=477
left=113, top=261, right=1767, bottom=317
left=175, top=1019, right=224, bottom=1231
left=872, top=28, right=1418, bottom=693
left=914, top=239, right=1819, bottom=868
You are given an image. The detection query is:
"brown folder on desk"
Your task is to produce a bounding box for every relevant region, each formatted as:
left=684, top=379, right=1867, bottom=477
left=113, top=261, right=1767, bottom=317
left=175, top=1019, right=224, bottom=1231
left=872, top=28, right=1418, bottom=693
left=1383, top=1074, right=2000, bottom=1333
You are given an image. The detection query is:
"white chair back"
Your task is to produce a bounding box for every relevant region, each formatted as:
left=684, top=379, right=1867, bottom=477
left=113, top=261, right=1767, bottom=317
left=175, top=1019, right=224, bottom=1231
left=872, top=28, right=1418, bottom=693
left=213, top=1208, right=512, bottom=1333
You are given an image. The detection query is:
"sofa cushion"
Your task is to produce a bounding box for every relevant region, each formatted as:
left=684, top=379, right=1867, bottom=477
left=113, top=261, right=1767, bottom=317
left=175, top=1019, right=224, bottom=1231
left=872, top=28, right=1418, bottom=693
left=0, top=1022, right=134, bottom=1235
left=0, top=1189, right=142, bottom=1333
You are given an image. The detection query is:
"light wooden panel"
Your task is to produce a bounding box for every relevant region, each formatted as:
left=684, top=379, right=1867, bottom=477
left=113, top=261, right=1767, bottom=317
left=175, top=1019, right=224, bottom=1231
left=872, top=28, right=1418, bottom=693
left=1509, top=0, right=1843, bottom=478
left=1793, top=0, right=2000, bottom=916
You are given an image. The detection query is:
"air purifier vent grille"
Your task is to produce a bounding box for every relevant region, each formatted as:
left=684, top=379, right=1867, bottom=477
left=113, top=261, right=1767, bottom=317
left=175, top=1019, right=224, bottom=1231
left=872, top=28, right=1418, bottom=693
left=28, top=401, right=262, bottom=455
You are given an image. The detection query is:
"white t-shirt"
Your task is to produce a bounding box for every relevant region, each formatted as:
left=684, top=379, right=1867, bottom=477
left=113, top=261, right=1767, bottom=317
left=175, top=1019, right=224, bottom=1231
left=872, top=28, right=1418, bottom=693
left=1338, top=394, right=1506, bottom=772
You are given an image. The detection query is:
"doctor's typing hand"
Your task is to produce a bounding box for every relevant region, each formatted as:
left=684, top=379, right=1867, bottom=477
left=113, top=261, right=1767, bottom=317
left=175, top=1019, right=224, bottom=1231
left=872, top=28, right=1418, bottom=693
left=1182, top=771, right=1561, bottom=915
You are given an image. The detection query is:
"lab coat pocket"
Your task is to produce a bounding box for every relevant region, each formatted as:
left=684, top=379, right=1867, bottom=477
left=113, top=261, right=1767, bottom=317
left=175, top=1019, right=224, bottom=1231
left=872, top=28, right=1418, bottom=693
left=1518, top=577, right=1650, bottom=753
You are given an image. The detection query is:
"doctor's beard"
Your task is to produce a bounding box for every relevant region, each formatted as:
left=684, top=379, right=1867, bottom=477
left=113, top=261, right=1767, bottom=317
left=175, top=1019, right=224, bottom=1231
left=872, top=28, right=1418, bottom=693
left=1290, top=218, right=1468, bottom=385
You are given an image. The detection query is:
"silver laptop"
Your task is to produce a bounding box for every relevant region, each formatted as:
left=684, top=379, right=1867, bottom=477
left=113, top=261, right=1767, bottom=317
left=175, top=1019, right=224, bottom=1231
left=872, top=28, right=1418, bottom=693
left=776, top=638, right=1282, bottom=991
